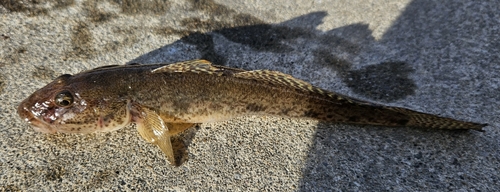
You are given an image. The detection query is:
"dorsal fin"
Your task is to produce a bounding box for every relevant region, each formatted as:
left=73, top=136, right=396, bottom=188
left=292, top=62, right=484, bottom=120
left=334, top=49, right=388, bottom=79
left=233, top=70, right=359, bottom=103
left=153, top=60, right=357, bottom=103
left=152, top=60, right=315, bottom=91
left=81, top=65, right=123, bottom=74
left=151, top=60, right=246, bottom=75
left=154, top=59, right=316, bottom=92
left=234, top=70, right=315, bottom=91
left=90, top=65, right=121, bottom=70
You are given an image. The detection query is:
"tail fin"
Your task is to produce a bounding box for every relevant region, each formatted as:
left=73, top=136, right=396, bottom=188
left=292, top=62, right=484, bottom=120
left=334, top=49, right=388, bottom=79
left=390, top=107, right=487, bottom=131
left=301, top=95, right=487, bottom=131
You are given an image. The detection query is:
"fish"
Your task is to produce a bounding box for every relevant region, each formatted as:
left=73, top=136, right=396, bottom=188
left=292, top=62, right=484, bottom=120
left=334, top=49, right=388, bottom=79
left=17, top=59, right=487, bottom=165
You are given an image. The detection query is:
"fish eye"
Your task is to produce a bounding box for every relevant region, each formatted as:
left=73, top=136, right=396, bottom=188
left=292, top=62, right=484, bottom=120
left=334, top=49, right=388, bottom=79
left=55, top=91, right=74, bottom=107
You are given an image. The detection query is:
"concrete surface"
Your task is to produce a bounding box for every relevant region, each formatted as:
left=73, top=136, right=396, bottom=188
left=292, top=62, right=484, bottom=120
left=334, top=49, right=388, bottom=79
left=1, top=0, right=499, bottom=191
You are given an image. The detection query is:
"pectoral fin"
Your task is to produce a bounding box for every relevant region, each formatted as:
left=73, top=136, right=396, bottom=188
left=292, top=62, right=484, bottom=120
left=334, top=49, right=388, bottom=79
left=136, top=108, right=175, bottom=164
left=135, top=108, right=197, bottom=166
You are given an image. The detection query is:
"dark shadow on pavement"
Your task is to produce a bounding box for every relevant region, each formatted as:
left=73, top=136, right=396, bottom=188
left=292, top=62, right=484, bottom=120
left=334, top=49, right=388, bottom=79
left=128, top=0, right=498, bottom=190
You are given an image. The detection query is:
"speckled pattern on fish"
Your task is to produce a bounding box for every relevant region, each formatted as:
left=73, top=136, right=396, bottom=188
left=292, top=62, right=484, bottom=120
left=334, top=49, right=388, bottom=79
left=17, top=60, right=486, bottom=165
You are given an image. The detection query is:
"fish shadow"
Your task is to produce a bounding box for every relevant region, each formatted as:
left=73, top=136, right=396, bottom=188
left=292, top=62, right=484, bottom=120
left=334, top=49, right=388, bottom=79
left=129, top=0, right=495, bottom=190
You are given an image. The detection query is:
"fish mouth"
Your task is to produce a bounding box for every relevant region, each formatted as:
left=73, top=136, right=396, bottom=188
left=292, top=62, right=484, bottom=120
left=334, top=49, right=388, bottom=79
left=17, top=103, right=57, bottom=134
left=29, top=118, right=57, bottom=134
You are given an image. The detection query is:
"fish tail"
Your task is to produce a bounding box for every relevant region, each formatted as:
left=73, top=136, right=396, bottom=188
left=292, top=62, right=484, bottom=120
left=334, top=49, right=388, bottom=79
left=302, top=97, right=486, bottom=131
left=390, top=107, right=487, bottom=131
left=229, top=66, right=486, bottom=131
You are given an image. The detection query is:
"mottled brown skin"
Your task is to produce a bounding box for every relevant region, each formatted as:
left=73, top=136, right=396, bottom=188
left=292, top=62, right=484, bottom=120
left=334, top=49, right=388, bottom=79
left=17, top=60, right=487, bottom=165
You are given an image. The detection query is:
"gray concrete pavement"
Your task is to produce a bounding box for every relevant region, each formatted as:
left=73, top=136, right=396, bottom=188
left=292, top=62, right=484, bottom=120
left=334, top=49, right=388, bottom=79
left=1, top=0, right=499, bottom=191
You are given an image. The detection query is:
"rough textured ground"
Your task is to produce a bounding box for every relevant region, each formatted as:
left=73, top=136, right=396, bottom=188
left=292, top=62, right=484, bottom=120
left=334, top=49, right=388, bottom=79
left=1, top=0, right=499, bottom=191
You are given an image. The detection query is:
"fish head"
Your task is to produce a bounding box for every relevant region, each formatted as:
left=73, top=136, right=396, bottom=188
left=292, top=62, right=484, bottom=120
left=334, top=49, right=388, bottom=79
left=17, top=74, right=88, bottom=133
left=17, top=74, right=130, bottom=134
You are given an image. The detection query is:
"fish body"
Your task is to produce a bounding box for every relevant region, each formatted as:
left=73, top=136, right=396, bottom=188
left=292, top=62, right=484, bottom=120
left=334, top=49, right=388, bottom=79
left=18, top=60, right=486, bottom=165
